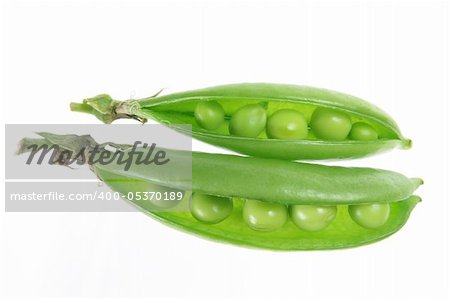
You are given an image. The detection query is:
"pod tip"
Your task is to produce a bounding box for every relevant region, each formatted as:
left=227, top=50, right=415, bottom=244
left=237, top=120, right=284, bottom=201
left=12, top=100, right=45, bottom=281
left=402, top=138, right=413, bottom=149
left=412, top=195, right=423, bottom=204
left=410, top=177, right=424, bottom=189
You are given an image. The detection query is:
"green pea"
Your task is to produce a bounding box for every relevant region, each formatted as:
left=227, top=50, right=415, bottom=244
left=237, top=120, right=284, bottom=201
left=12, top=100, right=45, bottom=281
left=310, top=108, right=352, bottom=140
left=243, top=200, right=287, bottom=231
left=229, top=104, right=267, bottom=137
left=349, top=122, right=378, bottom=141
left=190, top=193, right=233, bottom=224
left=348, top=203, right=390, bottom=229
left=290, top=205, right=337, bottom=232
left=194, top=101, right=225, bottom=130
left=266, top=109, right=308, bottom=139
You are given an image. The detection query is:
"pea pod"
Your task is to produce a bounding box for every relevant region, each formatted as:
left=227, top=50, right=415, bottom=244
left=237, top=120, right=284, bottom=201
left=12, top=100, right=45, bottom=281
left=70, top=83, right=411, bottom=160
left=17, top=133, right=422, bottom=250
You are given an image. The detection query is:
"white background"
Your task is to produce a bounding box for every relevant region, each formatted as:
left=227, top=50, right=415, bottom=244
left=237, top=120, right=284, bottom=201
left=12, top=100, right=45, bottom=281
left=1, top=0, right=449, bottom=298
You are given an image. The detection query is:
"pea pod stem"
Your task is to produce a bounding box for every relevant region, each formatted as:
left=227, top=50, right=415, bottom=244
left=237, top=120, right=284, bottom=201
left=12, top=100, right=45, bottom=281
left=69, top=96, right=148, bottom=124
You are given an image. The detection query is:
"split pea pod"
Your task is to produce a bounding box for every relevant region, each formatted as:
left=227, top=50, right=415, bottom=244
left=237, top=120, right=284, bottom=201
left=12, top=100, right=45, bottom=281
left=18, top=133, right=422, bottom=250
left=70, top=83, right=411, bottom=160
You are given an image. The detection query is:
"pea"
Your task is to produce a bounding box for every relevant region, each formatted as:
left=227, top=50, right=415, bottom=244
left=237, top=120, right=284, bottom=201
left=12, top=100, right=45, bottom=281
left=229, top=104, right=267, bottom=137
left=266, top=109, right=308, bottom=139
left=243, top=200, right=287, bottom=231
left=190, top=193, right=233, bottom=224
left=310, top=108, right=352, bottom=140
left=349, top=122, right=378, bottom=141
left=194, top=101, right=225, bottom=130
left=290, top=205, right=337, bottom=232
left=348, top=203, right=390, bottom=229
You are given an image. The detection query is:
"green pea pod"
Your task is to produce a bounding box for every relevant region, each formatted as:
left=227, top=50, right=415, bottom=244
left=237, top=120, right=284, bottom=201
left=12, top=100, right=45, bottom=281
left=70, top=83, right=411, bottom=160
left=17, top=133, right=422, bottom=250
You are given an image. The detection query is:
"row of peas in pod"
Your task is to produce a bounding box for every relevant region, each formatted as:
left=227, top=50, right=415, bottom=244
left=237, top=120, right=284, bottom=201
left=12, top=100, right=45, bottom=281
left=190, top=193, right=390, bottom=232
left=194, top=101, right=378, bottom=141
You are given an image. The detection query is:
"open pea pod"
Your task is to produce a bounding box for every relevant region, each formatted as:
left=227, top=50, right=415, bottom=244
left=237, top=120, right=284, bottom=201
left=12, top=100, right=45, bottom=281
left=70, top=83, right=411, bottom=160
left=18, top=133, right=422, bottom=250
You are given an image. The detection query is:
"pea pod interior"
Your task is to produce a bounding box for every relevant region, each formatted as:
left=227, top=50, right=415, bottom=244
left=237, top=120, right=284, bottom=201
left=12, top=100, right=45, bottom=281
left=145, top=84, right=411, bottom=160
left=154, top=196, right=420, bottom=250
